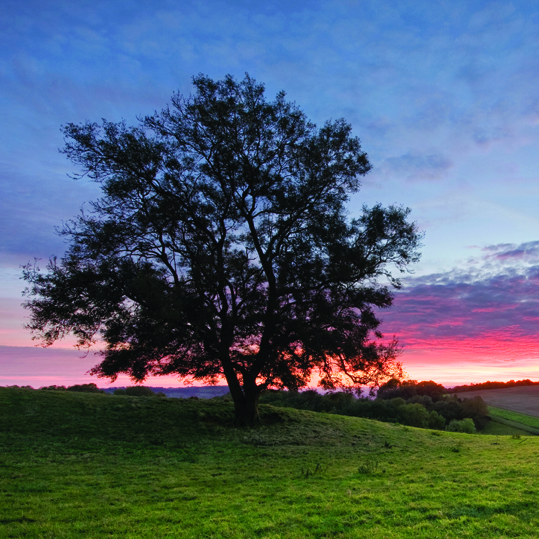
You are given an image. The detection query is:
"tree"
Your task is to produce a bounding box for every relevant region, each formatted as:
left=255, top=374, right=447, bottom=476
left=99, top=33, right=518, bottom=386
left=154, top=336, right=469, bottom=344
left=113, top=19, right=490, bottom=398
left=377, top=379, right=445, bottom=402
left=23, top=74, right=422, bottom=426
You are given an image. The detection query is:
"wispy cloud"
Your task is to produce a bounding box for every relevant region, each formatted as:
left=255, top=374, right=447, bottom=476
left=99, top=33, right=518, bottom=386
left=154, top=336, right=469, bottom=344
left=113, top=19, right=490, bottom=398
left=381, top=151, right=453, bottom=181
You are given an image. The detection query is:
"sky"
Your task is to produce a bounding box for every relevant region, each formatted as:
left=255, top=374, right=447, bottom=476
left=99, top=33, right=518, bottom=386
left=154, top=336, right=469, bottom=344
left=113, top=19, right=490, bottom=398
left=2, top=0, right=539, bottom=388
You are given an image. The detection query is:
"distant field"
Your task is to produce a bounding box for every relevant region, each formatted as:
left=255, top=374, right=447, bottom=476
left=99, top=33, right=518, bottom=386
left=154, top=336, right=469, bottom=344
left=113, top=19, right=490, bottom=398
left=454, top=386, right=539, bottom=417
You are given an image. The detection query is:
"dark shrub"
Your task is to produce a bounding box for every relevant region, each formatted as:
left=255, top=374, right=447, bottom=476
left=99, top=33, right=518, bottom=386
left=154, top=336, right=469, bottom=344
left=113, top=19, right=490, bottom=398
left=378, top=379, right=445, bottom=402
left=414, top=381, right=445, bottom=402
left=257, top=387, right=486, bottom=432
left=428, top=410, right=446, bottom=430
left=327, top=391, right=355, bottom=406
left=260, top=389, right=326, bottom=411
left=377, top=379, right=417, bottom=401
left=369, top=399, right=400, bottom=423
left=408, top=395, right=433, bottom=408
left=398, top=403, right=429, bottom=428
left=447, top=418, right=476, bottom=433
left=460, top=396, right=489, bottom=429
left=124, top=386, right=158, bottom=397
left=389, top=397, right=406, bottom=408
left=66, top=383, right=104, bottom=393
left=433, top=399, right=463, bottom=423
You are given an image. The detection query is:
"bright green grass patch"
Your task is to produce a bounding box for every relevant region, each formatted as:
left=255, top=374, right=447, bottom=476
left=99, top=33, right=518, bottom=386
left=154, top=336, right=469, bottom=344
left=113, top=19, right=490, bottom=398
left=488, top=406, right=539, bottom=430
left=3, top=387, right=539, bottom=538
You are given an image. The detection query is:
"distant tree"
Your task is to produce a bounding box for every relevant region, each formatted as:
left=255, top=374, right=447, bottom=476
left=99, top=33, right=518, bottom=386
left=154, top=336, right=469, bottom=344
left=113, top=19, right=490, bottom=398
left=41, top=383, right=104, bottom=393
left=377, top=379, right=445, bottom=401
left=114, top=386, right=163, bottom=397
left=66, top=383, right=104, bottom=394
left=460, top=396, right=489, bottom=429
left=446, top=418, right=476, bottom=434
left=22, top=74, right=422, bottom=426
left=414, top=380, right=445, bottom=401
left=397, top=402, right=429, bottom=428
left=427, top=410, right=446, bottom=430
left=432, top=398, right=462, bottom=423
left=376, top=378, right=417, bottom=400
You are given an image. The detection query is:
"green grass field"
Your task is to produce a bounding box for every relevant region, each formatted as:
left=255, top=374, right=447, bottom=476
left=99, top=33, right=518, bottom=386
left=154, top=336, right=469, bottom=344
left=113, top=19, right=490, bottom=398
left=2, top=387, right=539, bottom=538
left=488, top=406, right=539, bottom=430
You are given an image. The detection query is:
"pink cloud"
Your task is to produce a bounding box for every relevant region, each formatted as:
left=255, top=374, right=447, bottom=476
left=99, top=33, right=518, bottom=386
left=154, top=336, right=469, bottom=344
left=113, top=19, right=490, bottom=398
left=376, top=241, right=539, bottom=384
left=5, top=240, right=539, bottom=389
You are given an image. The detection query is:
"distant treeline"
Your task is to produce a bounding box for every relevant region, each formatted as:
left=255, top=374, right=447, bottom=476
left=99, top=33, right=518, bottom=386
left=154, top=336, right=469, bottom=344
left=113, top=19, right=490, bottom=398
left=260, top=379, right=489, bottom=433
left=34, top=383, right=106, bottom=393
left=103, top=386, right=230, bottom=399
left=8, top=383, right=230, bottom=399
left=449, top=379, right=539, bottom=393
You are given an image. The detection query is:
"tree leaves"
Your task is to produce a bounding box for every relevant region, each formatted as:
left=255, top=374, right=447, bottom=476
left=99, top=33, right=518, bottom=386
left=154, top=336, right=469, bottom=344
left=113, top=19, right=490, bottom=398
left=23, top=74, right=422, bottom=422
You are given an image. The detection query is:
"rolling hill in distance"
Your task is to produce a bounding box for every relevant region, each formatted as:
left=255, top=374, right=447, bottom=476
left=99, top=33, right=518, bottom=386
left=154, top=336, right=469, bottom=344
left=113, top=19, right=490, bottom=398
left=101, top=385, right=231, bottom=399
left=453, top=385, right=539, bottom=418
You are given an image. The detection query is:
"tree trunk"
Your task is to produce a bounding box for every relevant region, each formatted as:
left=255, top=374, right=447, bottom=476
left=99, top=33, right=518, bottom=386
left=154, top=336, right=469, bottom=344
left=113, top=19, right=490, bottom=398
left=232, top=390, right=260, bottom=427
left=220, top=358, right=261, bottom=427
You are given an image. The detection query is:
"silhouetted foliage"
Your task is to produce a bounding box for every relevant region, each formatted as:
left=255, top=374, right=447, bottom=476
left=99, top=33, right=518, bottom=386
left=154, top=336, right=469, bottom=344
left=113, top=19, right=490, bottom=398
left=432, top=398, right=463, bottom=423
left=22, top=74, right=422, bottom=426
left=260, top=384, right=490, bottom=431
left=460, top=395, right=490, bottom=429
left=377, top=378, right=445, bottom=402
left=40, top=383, right=104, bottom=394
left=67, top=383, right=105, bottom=393
left=408, top=394, right=433, bottom=408
left=415, top=380, right=446, bottom=400
left=113, top=386, right=166, bottom=397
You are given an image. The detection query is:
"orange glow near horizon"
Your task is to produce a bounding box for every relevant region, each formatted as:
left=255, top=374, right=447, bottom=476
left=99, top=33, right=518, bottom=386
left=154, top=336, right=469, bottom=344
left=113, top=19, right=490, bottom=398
left=2, top=336, right=539, bottom=389
left=3, top=297, right=539, bottom=388
left=398, top=345, right=539, bottom=387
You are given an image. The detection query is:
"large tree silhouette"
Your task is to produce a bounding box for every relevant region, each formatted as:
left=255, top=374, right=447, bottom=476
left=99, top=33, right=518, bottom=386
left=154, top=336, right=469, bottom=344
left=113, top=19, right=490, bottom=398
left=23, top=74, right=421, bottom=425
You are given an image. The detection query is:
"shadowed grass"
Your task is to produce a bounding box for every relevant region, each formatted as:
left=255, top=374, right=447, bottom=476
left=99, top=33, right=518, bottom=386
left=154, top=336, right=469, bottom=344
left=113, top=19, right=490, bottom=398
left=480, top=419, right=531, bottom=436
left=2, top=387, right=539, bottom=538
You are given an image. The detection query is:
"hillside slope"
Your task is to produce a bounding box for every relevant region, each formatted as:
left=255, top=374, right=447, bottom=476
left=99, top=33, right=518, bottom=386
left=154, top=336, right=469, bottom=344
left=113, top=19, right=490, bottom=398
left=2, top=387, right=539, bottom=538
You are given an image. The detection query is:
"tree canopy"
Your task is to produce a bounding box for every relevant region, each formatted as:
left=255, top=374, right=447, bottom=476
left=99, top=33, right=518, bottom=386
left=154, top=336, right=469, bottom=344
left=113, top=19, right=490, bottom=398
left=23, top=74, right=422, bottom=425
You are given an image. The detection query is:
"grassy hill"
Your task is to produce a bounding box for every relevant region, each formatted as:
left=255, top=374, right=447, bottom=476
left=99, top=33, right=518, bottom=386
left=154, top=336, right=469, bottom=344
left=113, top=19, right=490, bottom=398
left=2, top=387, right=539, bottom=538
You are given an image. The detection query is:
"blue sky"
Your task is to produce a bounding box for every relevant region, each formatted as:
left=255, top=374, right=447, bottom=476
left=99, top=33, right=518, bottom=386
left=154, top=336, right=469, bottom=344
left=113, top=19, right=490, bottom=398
left=2, top=0, right=539, bottom=386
